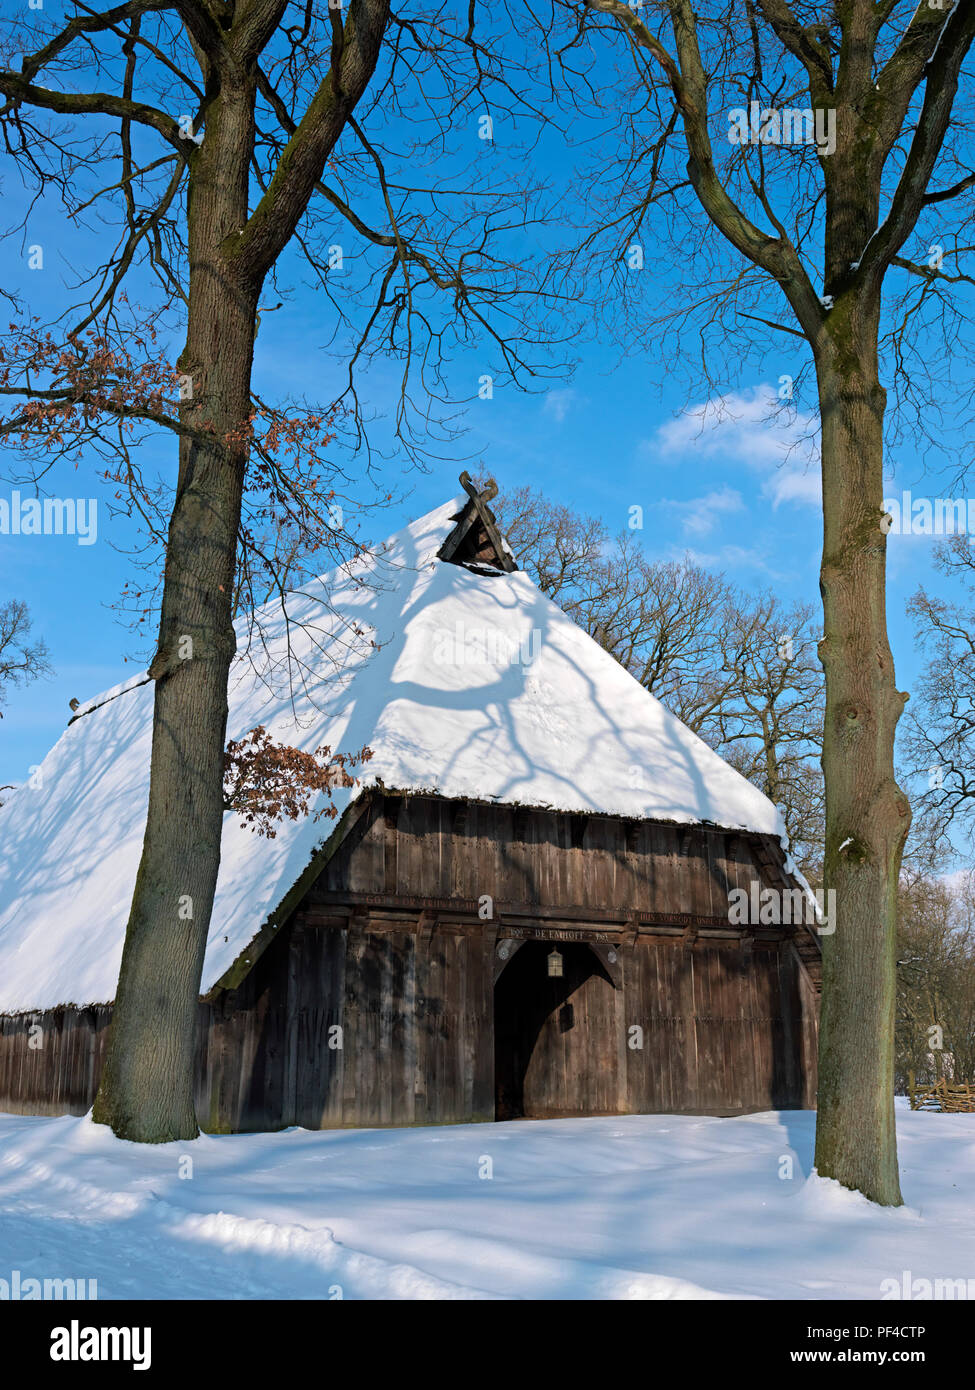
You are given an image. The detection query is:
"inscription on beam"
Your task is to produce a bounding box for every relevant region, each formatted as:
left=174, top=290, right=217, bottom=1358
left=505, top=925, right=606, bottom=943
left=311, top=890, right=736, bottom=934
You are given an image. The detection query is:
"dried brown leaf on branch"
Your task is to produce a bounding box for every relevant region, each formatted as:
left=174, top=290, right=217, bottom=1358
left=222, top=724, right=373, bottom=839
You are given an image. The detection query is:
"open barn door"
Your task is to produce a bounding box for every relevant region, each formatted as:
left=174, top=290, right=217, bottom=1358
left=494, top=940, right=620, bottom=1120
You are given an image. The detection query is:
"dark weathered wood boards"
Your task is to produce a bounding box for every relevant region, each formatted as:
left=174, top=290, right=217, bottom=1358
left=0, top=790, right=820, bottom=1129
left=0, top=1006, right=112, bottom=1116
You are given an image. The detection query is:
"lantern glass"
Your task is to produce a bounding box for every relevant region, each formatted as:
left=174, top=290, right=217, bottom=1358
left=547, top=949, right=563, bottom=978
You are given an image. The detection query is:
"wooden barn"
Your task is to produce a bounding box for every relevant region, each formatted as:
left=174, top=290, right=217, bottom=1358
left=0, top=478, right=821, bottom=1130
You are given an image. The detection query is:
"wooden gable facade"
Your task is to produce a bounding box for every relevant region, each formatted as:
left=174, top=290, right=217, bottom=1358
left=0, top=789, right=820, bottom=1130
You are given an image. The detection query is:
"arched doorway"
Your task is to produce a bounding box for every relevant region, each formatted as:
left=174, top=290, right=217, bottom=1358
left=494, top=940, right=619, bottom=1120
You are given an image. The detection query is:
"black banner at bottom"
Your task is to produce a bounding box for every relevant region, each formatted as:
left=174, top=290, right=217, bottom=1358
left=0, top=1297, right=962, bottom=1375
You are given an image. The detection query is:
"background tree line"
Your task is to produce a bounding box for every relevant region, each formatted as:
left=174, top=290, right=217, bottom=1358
left=897, top=533, right=975, bottom=1091
left=484, top=477, right=826, bottom=876
left=895, top=869, right=975, bottom=1092
left=0, top=599, right=50, bottom=807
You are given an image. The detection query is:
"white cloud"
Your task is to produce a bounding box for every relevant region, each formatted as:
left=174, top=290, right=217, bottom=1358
left=940, top=867, right=975, bottom=898
left=542, top=388, right=578, bottom=423
left=647, top=386, right=821, bottom=508
left=677, top=543, right=792, bottom=582
left=663, top=485, right=745, bottom=537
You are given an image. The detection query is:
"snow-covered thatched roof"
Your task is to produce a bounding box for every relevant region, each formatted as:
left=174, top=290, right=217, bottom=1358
left=0, top=489, right=785, bottom=1012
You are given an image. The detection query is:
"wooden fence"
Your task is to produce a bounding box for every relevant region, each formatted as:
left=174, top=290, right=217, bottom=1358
left=907, top=1075, right=975, bottom=1113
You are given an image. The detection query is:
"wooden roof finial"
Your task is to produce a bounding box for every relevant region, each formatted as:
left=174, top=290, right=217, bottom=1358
left=438, top=472, right=516, bottom=572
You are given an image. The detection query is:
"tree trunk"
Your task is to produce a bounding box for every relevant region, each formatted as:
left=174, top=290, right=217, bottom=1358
left=93, top=77, right=261, bottom=1141
left=812, top=303, right=911, bottom=1205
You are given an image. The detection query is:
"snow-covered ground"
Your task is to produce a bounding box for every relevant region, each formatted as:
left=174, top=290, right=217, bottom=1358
left=1, top=1102, right=972, bottom=1300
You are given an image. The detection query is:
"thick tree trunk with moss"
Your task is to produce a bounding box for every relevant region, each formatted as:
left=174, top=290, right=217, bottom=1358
left=92, top=0, right=391, bottom=1142
left=812, top=304, right=911, bottom=1206
left=93, top=78, right=261, bottom=1142
left=579, top=0, right=975, bottom=1209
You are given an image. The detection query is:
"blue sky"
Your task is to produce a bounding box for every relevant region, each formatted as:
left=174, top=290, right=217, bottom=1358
left=0, top=309, right=951, bottom=790
left=0, top=17, right=969, bottom=821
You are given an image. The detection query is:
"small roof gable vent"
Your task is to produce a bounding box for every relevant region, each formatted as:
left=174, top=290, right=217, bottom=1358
left=437, top=471, right=518, bottom=573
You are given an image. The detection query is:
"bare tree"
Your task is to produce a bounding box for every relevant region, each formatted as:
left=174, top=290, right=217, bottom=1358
left=896, top=869, right=975, bottom=1091
left=0, top=599, right=51, bottom=807
left=491, top=481, right=732, bottom=700
left=709, top=594, right=824, bottom=875
left=904, top=536, right=975, bottom=855
left=0, top=599, right=51, bottom=716
left=531, top=0, right=975, bottom=1204
left=488, top=482, right=610, bottom=617
left=491, top=482, right=825, bottom=870
left=0, top=2, right=554, bottom=1141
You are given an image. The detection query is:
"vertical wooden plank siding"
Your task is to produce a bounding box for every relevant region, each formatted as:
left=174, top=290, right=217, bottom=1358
left=0, top=793, right=819, bottom=1128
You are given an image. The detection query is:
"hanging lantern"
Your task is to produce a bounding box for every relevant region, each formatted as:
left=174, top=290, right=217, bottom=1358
left=547, top=948, right=563, bottom=978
